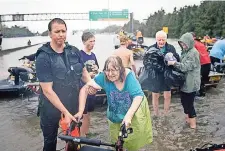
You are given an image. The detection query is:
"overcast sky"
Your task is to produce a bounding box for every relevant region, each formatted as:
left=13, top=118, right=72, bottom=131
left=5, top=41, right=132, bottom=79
left=0, top=0, right=202, bottom=33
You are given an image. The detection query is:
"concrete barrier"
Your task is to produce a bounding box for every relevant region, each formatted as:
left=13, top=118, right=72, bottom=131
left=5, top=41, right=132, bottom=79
left=0, top=42, right=45, bottom=56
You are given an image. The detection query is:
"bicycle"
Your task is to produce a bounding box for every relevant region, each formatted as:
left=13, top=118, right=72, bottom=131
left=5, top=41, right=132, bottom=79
left=190, top=143, right=225, bottom=151
left=58, top=120, right=133, bottom=151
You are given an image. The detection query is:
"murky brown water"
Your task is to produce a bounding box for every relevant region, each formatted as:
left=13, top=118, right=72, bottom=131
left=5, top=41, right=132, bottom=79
left=0, top=35, right=225, bottom=151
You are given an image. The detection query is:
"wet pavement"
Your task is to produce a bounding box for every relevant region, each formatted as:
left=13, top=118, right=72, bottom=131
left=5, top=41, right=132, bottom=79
left=1, top=36, right=50, bottom=51
left=87, top=79, right=225, bottom=151
left=0, top=34, right=225, bottom=151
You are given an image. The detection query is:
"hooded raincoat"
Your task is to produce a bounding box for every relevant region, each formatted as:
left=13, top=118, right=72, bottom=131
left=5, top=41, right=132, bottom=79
left=174, top=33, right=201, bottom=93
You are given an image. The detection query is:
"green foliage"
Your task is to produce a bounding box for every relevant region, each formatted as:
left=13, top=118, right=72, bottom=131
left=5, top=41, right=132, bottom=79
left=139, top=1, right=225, bottom=38
left=1, top=25, right=35, bottom=38
left=41, top=30, right=48, bottom=36
left=98, top=25, right=122, bottom=33
left=3, top=1, right=223, bottom=39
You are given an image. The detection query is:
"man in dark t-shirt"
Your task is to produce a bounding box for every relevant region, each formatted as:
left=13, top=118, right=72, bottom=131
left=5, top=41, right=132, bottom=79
left=35, top=18, right=92, bottom=151
left=80, top=32, right=99, bottom=137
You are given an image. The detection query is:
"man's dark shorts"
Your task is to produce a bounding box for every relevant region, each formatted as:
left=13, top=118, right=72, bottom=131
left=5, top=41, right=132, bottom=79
left=83, top=96, right=95, bottom=114
left=149, top=74, right=171, bottom=93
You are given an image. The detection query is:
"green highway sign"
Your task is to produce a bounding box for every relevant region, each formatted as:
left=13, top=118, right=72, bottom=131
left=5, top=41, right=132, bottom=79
left=89, top=9, right=129, bottom=21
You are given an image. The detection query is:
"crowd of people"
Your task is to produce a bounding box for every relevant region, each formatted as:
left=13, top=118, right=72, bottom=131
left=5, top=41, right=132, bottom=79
left=35, top=18, right=225, bottom=151
left=35, top=18, right=152, bottom=151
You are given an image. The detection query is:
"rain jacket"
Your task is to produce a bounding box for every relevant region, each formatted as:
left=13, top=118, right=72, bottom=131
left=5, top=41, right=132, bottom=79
left=175, top=33, right=201, bottom=93
left=194, top=40, right=211, bottom=65
left=210, top=39, right=225, bottom=60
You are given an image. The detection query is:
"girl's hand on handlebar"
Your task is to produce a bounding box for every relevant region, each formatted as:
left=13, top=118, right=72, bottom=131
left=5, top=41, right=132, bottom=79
left=122, top=115, right=132, bottom=128
left=74, top=112, right=83, bottom=122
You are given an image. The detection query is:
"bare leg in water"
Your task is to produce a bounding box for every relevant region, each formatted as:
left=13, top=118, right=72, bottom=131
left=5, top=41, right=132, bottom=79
left=164, top=91, right=171, bottom=115
left=189, top=117, right=197, bottom=129
left=185, top=114, right=190, bottom=123
left=80, top=113, right=90, bottom=137
left=152, top=92, right=160, bottom=116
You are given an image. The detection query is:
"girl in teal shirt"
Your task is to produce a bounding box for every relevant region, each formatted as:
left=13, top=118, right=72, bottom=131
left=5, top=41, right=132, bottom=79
left=75, top=56, right=153, bottom=151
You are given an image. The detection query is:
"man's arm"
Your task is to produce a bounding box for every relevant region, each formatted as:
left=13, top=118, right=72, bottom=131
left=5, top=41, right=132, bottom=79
left=81, top=67, right=92, bottom=83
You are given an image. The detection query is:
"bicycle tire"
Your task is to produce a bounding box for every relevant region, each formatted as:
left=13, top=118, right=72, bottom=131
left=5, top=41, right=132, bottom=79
left=65, top=141, right=80, bottom=151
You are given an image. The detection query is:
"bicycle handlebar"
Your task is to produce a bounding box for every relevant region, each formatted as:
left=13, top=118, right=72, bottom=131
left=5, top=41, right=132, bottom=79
left=58, top=122, right=132, bottom=150
left=58, top=135, right=114, bottom=147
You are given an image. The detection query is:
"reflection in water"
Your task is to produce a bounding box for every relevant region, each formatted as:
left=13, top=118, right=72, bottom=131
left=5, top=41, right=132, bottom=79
left=1, top=36, right=50, bottom=50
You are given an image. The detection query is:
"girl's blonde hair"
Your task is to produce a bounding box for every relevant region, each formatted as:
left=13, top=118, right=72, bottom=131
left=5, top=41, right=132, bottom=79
left=119, top=35, right=128, bottom=45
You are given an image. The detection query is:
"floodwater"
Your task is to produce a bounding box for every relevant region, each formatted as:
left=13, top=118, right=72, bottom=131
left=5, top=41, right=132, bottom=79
left=0, top=34, right=224, bottom=151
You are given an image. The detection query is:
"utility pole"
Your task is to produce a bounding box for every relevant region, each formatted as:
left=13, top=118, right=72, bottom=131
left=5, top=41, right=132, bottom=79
left=89, top=21, right=92, bottom=31
left=0, top=16, right=2, bottom=50
left=130, top=12, right=133, bottom=34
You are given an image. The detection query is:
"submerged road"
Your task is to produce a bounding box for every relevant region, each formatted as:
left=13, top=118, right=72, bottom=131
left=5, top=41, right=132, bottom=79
left=0, top=34, right=224, bottom=151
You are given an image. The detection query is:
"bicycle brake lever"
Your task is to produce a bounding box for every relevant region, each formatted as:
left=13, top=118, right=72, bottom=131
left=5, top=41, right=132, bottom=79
left=120, top=124, right=133, bottom=138
left=74, top=116, right=83, bottom=127
left=127, top=128, right=133, bottom=134
left=120, top=123, right=126, bottom=132
left=69, top=121, right=76, bottom=133
left=77, top=121, right=82, bottom=127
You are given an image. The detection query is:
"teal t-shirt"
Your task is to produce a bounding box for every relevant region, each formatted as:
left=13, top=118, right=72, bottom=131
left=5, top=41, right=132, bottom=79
left=94, top=71, right=144, bottom=123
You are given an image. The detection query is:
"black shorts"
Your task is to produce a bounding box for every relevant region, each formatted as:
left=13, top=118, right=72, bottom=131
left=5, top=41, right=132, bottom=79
left=151, top=84, right=171, bottom=93
left=83, top=96, right=95, bottom=114
left=149, top=74, right=171, bottom=93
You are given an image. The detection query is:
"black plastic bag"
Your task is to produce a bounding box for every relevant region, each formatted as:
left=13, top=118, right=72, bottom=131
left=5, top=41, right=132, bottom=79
left=164, top=67, right=185, bottom=87
left=138, top=67, right=150, bottom=90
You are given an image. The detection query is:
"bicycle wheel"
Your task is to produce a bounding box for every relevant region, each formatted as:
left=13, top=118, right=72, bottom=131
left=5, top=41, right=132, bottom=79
left=65, top=142, right=80, bottom=151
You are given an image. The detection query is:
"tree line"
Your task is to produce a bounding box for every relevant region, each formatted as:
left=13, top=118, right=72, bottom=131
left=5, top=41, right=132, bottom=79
left=123, top=1, right=225, bottom=38
left=0, top=25, right=35, bottom=38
